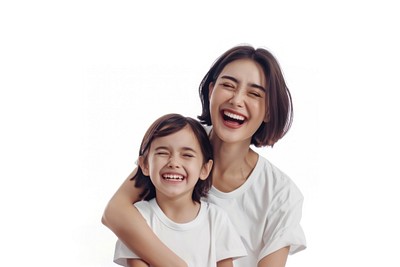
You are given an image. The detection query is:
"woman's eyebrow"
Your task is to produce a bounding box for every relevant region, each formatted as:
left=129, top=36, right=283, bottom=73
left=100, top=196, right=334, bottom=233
left=220, top=75, right=238, bottom=83
left=154, top=146, right=168, bottom=151
left=220, top=75, right=266, bottom=92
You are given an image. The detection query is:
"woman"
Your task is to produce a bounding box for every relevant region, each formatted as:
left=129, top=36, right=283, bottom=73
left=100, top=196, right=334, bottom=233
left=102, top=45, right=306, bottom=267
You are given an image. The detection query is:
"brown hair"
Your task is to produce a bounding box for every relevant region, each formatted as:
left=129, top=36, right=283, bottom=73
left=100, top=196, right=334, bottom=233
left=131, top=113, right=213, bottom=203
left=198, top=45, right=293, bottom=147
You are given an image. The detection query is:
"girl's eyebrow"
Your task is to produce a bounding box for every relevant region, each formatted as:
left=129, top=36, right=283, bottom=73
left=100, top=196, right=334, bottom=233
left=154, top=146, right=197, bottom=153
left=220, top=75, right=266, bottom=92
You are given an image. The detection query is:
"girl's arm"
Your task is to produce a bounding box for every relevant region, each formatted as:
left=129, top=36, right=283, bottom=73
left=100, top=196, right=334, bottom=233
left=258, top=247, right=289, bottom=267
left=217, top=258, right=233, bottom=267
left=102, top=168, right=188, bottom=267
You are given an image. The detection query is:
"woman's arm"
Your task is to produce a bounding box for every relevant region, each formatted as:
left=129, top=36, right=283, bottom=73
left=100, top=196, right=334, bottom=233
left=217, top=258, right=233, bottom=267
left=127, top=258, right=149, bottom=267
left=102, top=168, right=188, bottom=267
left=258, top=247, right=289, bottom=267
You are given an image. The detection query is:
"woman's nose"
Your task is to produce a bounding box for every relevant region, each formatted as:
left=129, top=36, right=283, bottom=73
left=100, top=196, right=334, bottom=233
left=229, top=91, right=244, bottom=107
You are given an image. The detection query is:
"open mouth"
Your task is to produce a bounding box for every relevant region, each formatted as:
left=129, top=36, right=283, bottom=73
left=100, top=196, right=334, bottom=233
left=222, top=110, right=246, bottom=125
left=162, top=174, right=184, bottom=181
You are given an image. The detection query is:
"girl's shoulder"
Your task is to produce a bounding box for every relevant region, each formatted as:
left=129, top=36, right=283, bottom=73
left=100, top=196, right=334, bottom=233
left=133, top=199, right=157, bottom=219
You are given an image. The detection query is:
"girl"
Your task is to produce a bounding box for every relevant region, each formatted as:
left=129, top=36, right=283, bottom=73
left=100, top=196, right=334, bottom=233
left=102, top=45, right=306, bottom=267
left=113, top=113, right=246, bottom=267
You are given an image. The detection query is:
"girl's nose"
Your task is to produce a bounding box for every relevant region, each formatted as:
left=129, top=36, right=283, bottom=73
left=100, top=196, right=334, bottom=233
left=167, top=156, right=180, bottom=168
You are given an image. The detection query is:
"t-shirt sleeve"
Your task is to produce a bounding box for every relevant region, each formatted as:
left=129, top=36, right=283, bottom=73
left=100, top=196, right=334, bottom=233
left=258, top=177, right=307, bottom=261
left=213, top=205, right=248, bottom=262
left=113, top=239, right=140, bottom=266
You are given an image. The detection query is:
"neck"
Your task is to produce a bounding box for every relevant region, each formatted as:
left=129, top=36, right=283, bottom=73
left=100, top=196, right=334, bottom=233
left=210, top=135, right=259, bottom=192
left=155, top=195, right=200, bottom=223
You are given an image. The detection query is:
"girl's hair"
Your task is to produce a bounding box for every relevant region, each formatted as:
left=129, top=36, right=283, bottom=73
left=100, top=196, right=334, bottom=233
left=131, top=113, right=213, bottom=203
left=198, top=45, right=293, bottom=147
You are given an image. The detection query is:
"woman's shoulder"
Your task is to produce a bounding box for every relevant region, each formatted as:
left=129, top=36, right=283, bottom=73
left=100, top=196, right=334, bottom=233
left=253, top=155, right=303, bottom=196
left=256, top=155, right=290, bottom=180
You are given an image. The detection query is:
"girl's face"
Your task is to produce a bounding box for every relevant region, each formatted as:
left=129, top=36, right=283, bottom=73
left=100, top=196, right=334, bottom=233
left=139, top=126, right=212, bottom=201
left=209, top=59, right=268, bottom=145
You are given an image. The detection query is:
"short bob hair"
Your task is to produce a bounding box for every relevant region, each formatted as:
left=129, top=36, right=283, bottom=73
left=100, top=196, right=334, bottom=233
left=131, top=113, right=213, bottom=203
left=198, top=45, right=293, bottom=147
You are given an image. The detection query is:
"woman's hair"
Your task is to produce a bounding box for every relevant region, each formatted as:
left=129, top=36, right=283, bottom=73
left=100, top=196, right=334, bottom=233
left=131, top=113, right=213, bottom=203
left=198, top=45, right=293, bottom=147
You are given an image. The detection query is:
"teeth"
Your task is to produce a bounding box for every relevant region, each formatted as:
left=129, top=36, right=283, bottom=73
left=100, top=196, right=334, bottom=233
left=163, top=174, right=184, bottom=181
left=224, top=111, right=245, bottom=121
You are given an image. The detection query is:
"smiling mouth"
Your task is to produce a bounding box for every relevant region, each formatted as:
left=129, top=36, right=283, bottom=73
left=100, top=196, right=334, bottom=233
left=222, top=110, right=246, bottom=125
left=162, top=174, right=184, bottom=181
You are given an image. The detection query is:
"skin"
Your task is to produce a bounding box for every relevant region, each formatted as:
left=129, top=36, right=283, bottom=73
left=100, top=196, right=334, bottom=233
left=127, top=259, right=148, bottom=267
left=102, top=59, right=290, bottom=266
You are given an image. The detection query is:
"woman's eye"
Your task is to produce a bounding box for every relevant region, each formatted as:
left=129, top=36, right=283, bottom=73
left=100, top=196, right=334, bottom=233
left=249, top=91, right=262, bottom=97
left=183, top=154, right=194, bottom=158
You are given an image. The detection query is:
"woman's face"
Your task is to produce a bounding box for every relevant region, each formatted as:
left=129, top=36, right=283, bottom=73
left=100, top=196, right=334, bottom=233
left=208, top=59, right=268, bottom=145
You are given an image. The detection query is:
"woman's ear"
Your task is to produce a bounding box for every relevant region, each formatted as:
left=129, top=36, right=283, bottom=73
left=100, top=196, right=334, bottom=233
left=199, top=159, right=213, bottom=181
left=138, top=156, right=149, bottom=176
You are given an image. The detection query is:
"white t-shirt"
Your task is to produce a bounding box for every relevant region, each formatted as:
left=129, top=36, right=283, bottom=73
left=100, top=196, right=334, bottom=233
left=114, top=199, right=247, bottom=267
left=206, top=155, right=306, bottom=266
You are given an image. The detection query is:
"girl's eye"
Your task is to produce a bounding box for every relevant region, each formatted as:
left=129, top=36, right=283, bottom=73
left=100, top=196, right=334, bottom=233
left=183, top=154, right=194, bottom=158
left=156, top=151, right=169, bottom=156
left=222, top=83, right=235, bottom=89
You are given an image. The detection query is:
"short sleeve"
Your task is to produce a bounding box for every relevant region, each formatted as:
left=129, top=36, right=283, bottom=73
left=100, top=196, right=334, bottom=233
left=258, top=178, right=307, bottom=261
left=212, top=205, right=248, bottom=262
left=113, top=239, right=140, bottom=266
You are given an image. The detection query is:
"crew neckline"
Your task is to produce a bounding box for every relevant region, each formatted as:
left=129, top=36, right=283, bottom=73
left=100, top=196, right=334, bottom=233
left=149, top=199, right=207, bottom=231
left=209, top=155, right=263, bottom=199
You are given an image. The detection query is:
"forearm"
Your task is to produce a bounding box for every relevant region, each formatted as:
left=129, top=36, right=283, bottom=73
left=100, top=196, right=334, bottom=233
left=258, top=247, right=289, bottom=267
left=217, top=258, right=233, bottom=267
left=102, top=171, right=187, bottom=267
left=104, top=205, right=187, bottom=267
left=127, top=258, right=149, bottom=267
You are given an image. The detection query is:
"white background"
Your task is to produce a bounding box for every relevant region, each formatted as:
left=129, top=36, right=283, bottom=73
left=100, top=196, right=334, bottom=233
left=1, top=1, right=399, bottom=266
